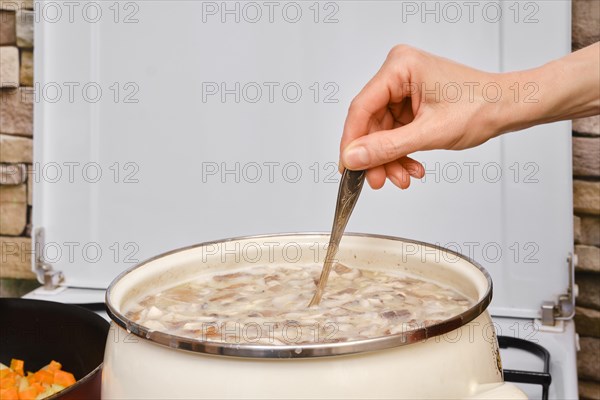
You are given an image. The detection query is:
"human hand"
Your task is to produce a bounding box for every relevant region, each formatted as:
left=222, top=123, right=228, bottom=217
left=339, top=45, right=512, bottom=189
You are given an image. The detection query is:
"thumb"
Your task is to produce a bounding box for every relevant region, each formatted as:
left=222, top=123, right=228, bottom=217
left=341, top=122, right=424, bottom=170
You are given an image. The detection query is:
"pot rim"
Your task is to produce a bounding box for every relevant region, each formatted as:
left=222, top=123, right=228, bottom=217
left=105, top=232, right=493, bottom=358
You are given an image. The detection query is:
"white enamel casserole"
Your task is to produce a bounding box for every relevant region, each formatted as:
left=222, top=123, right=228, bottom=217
left=102, top=233, right=526, bottom=399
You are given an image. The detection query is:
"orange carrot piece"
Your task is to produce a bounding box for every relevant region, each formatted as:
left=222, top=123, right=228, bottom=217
left=1, top=359, right=76, bottom=400
left=29, top=383, right=44, bottom=393
left=0, top=375, right=17, bottom=388
left=31, top=370, right=53, bottom=385
left=47, top=361, right=62, bottom=372
left=53, top=370, right=75, bottom=387
left=17, top=387, right=38, bottom=400
left=0, top=369, right=14, bottom=379
left=0, top=388, right=19, bottom=400
left=9, top=360, right=24, bottom=377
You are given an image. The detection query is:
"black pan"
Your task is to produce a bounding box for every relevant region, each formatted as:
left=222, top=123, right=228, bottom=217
left=0, top=298, right=109, bottom=399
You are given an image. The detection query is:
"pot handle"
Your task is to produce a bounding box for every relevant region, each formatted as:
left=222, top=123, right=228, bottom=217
left=467, top=383, right=528, bottom=399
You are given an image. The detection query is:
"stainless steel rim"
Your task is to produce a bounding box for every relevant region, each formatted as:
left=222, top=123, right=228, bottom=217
left=105, top=232, right=493, bottom=358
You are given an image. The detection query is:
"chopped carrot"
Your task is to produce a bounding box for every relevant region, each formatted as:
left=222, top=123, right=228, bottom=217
left=0, top=369, right=13, bottom=379
left=1, top=375, right=17, bottom=388
left=0, top=387, right=19, bottom=400
left=52, top=371, right=75, bottom=388
left=46, top=361, right=61, bottom=373
left=17, top=387, right=39, bottom=400
left=30, top=370, right=53, bottom=385
left=1, top=360, right=75, bottom=399
left=0, top=359, right=75, bottom=400
left=9, top=360, right=24, bottom=377
left=29, top=383, right=44, bottom=393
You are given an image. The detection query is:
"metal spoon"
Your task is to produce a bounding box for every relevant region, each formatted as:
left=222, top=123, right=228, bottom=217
left=308, top=169, right=366, bottom=307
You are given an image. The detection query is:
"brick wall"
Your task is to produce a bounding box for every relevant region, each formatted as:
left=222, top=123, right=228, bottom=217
left=573, top=1, right=600, bottom=399
left=0, top=0, right=37, bottom=296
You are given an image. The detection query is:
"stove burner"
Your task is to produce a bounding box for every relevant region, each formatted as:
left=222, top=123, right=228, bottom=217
left=498, top=335, right=552, bottom=400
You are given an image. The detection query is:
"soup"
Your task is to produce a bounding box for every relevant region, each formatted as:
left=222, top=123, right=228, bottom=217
left=124, top=263, right=472, bottom=345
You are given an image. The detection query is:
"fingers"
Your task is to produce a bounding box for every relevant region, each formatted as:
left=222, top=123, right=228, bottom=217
left=340, top=74, right=392, bottom=156
left=338, top=45, right=425, bottom=190
left=340, top=56, right=413, bottom=155
left=338, top=75, right=390, bottom=175
left=341, top=122, right=425, bottom=170
left=363, top=157, right=425, bottom=190
left=382, top=157, right=425, bottom=189
left=366, top=166, right=387, bottom=189
left=400, top=156, right=425, bottom=179
left=384, top=161, right=411, bottom=189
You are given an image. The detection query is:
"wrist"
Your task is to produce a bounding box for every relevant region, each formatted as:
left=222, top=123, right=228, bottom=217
left=485, top=68, right=546, bottom=137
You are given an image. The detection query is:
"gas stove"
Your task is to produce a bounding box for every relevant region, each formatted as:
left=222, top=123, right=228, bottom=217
left=495, top=317, right=578, bottom=399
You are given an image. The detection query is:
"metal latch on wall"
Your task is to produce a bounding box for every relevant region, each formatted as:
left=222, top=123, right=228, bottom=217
left=34, top=227, right=65, bottom=290
left=540, top=253, right=577, bottom=326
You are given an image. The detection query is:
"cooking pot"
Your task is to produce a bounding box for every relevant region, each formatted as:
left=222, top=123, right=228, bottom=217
left=0, top=298, right=109, bottom=399
left=103, top=233, right=527, bottom=399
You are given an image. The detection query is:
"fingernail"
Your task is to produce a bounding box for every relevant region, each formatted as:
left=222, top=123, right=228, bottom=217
left=343, top=146, right=370, bottom=169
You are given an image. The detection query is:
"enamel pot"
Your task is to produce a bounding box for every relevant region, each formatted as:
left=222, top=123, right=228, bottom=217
left=102, top=233, right=527, bottom=399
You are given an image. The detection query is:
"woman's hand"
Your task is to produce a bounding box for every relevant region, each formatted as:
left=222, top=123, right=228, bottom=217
left=340, top=45, right=509, bottom=189
left=340, top=43, right=600, bottom=189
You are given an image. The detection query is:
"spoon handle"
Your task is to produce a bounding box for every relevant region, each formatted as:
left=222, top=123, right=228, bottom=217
left=308, top=169, right=366, bottom=307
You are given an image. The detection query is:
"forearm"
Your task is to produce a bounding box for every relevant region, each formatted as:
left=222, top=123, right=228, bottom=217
left=496, top=42, right=600, bottom=135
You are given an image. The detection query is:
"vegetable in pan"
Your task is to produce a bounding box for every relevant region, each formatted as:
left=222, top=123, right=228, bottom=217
left=0, top=359, right=76, bottom=400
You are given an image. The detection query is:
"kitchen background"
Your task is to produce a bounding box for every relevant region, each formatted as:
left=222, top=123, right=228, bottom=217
left=0, top=0, right=598, bottom=398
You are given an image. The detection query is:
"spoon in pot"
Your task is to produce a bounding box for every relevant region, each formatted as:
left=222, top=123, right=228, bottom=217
left=308, top=169, right=366, bottom=307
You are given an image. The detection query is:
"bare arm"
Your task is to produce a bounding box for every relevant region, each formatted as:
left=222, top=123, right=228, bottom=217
left=499, top=42, right=600, bottom=131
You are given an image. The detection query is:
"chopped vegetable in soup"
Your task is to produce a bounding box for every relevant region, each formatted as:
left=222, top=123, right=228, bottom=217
left=125, top=264, right=473, bottom=345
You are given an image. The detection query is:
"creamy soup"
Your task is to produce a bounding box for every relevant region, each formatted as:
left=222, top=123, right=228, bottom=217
left=124, top=264, right=472, bottom=345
